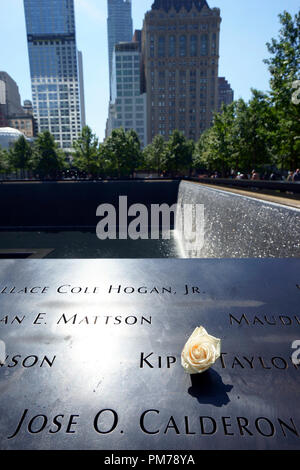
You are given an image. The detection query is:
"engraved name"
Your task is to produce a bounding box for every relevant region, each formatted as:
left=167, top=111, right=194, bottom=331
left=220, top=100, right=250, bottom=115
left=229, top=314, right=300, bottom=326
left=138, top=352, right=300, bottom=370
left=7, top=408, right=300, bottom=440
left=56, top=314, right=152, bottom=326
left=0, top=355, right=56, bottom=368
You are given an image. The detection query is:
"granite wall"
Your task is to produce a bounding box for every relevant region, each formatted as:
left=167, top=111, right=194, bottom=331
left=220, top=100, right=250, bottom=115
left=0, top=180, right=180, bottom=230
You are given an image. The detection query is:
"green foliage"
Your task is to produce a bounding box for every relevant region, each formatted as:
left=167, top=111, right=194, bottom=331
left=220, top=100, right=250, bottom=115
left=234, top=92, right=274, bottom=171
left=101, top=128, right=143, bottom=177
left=143, top=135, right=166, bottom=173
left=194, top=10, right=300, bottom=175
left=264, top=11, right=300, bottom=107
left=8, top=135, right=33, bottom=176
left=31, top=131, right=66, bottom=178
left=264, top=10, right=300, bottom=168
left=72, top=126, right=101, bottom=175
left=194, top=93, right=277, bottom=175
left=163, top=130, right=194, bottom=175
left=126, top=129, right=144, bottom=173
left=193, top=103, right=237, bottom=175
left=0, top=147, right=9, bottom=174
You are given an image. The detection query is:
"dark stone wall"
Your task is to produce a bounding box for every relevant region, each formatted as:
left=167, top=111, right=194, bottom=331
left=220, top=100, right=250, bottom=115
left=0, top=180, right=180, bottom=229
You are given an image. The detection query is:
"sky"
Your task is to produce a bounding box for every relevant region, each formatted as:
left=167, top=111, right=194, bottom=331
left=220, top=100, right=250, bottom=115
left=0, top=0, right=299, bottom=142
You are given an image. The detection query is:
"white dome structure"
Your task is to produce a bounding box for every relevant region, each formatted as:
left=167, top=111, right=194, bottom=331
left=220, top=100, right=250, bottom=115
left=0, top=127, right=25, bottom=150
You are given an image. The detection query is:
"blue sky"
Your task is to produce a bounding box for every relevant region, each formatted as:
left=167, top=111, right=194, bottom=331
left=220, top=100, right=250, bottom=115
left=1, top=0, right=299, bottom=142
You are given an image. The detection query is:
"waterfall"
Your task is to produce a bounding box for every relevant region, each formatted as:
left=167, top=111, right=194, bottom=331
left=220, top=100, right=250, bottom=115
left=175, top=180, right=300, bottom=258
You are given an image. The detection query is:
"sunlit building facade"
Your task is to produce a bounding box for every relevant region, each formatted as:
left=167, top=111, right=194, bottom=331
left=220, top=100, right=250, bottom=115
left=107, top=0, right=133, bottom=98
left=0, top=72, right=37, bottom=138
left=142, top=0, right=221, bottom=143
left=107, top=41, right=147, bottom=148
left=23, top=0, right=85, bottom=151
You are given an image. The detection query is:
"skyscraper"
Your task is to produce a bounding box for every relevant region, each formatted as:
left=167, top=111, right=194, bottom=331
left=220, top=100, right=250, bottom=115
left=142, top=0, right=221, bottom=143
left=106, top=41, right=147, bottom=147
left=218, top=77, right=234, bottom=111
left=23, top=0, right=85, bottom=151
left=0, top=71, right=37, bottom=138
left=107, top=0, right=133, bottom=98
left=78, top=51, right=86, bottom=128
left=0, top=72, right=24, bottom=117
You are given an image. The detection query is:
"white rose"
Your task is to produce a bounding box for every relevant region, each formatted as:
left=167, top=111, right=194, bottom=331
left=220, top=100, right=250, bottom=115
left=181, top=326, right=221, bottom=374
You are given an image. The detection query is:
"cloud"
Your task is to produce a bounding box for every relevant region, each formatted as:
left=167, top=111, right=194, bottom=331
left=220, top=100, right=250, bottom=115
left=76, top=0, right=106, bottom=23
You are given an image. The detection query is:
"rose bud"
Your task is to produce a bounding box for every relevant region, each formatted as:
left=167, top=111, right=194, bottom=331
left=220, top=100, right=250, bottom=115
left=181, top=326, right=221, bottom=374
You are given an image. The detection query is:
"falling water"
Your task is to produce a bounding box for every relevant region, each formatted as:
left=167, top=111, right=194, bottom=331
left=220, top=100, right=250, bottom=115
left=175, top=181, right=300, bottom=259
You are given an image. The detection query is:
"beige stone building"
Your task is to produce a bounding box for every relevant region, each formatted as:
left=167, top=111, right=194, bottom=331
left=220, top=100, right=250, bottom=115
left=8, top=115, right=36, bottom=139
left=0, top=72, right=37, bottom=138
left=141, top=0, right=221, bottom=143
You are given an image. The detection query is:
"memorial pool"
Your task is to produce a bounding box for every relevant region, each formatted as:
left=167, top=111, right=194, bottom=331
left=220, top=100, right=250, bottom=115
left=0, top=180, right=299, bottom=258
left=0, top=230, right=181, bottom=258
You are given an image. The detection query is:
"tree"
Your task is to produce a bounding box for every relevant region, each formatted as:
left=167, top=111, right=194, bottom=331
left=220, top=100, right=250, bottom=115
left=193, top=10, right=300, bottom=175
left=31, top=131, right=66, bottom=178
left=8, top=135, right=33, bottom=177
left=72, top=126, right=101, bottom=175
left=126, top=129, right=143, bottom=175
left=163, top=130, right=193, bottom=175
left=102, top=128, right=142, bottom=177
left=233, top=92, right=274, bottom=172
left=193, top=103, right=237, bottom=175
left=210, top=104, right=236, bottom=175
left=264, top=10, right=300, bottom=168
left=194, top=94, right=277, bottom=176
left=193, top=128, right=212, bottom=172
left=0, top=147, right=9, bottom=174
left=143, top=135, right=166, bottom=174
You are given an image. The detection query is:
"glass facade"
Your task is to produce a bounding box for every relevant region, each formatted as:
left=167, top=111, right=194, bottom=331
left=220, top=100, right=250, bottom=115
left=107, top=43, right=147, bottom=148
left=23, top=0, right=83, bottom=150
left=107, top=0, right=133, bottom=97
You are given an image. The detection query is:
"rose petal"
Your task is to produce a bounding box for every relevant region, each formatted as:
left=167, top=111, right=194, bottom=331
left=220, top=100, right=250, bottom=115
left=181, top=326, right=221, bottom=375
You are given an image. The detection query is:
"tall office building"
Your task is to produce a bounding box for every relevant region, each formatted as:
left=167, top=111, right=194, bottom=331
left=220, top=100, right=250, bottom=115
left=0, top=72, right=24, bottom=117
left=142, top=0, right=221, bottom=143
left=78, top=51, right=86, bottom=128
left=107, top=0, right=133, bottom=98
left=106, top=41, right=147, bottom=147
left=0, top=79, right=9, bottom=126
left=0, top=72, right=37, bottom=138
left=218, top=77, right=234, bottom=111
left=23, top=0, right=85, bottom=151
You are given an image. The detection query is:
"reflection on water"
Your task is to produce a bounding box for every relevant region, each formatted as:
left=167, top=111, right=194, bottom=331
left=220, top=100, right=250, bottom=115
left=0, top=230, right=182, bottom=259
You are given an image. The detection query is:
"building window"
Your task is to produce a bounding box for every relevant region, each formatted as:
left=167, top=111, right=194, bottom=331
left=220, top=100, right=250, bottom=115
left=168, top=35, right=176, bottom=57
left=201, top=34, right=208, bottom=56
left=190, top=35, right=197, bottom=57
left=212, top=33, right=217, bottom=56
left=150, top=35, right=155, bottom=58
left=158, top=36, right=165, bottom=57
left=179, top=35, right=187, bottom=57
